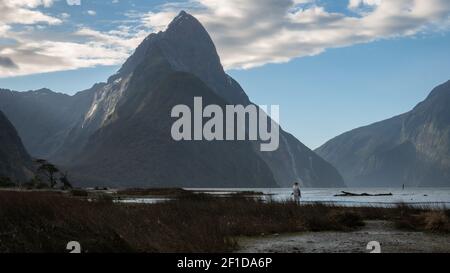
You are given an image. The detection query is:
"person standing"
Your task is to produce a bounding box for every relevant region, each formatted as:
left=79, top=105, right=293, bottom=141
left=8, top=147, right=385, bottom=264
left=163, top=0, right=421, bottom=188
left=292, top=182, right=302, bottom=204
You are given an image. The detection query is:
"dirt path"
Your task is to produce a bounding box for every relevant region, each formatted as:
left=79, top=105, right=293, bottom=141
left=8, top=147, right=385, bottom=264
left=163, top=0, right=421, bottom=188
left=236, top=221, right=450, bottom=253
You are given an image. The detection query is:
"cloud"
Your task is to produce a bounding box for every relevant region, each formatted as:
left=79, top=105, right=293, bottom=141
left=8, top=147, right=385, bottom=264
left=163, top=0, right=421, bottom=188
left=0, top=0, right=61, bottom=25
left=139, top=0, right=450, bottom=69
left=67, top=0, right=81, bottom=6
left=0, top=15, right=149, bottom=78
left=60, top=13, right=71, bottom=19
left=0, top=1, right=65, bottom=76
left=348, top=0, right=381, bottom=9
left=0, top=25, right=10, bottom=36
left=1, top=0, right=450, bottom=78
left=0, top=56, right=18, bottom=69
left=0, top=0, right=130, bottom=77
left=86, top=10, right=97, bottom=16
left=74, top=26, right=148, bottom=50
left=0, top=26, right=148, bottom=77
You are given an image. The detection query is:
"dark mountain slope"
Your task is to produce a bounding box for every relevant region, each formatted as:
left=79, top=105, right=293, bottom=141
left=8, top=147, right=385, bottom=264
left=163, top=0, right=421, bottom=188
left=316, top=80, right=450, bottom=187
left=86, top=11, right=344, bottom=188
left=0, top=87, right=95, bottom=158
left=69, top=72, right=277, bottom=188
left=0, top=111, right=33, bottom=182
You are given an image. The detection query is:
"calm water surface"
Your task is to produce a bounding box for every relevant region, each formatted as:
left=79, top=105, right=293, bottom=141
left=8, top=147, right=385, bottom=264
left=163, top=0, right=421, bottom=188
left=118, top=187, right=450, bottom=208
left=187, top=187, right=450, bottom=208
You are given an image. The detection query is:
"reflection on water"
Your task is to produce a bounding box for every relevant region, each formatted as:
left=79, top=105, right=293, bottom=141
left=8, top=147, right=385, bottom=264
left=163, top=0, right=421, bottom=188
left=114, top=197, right=173, bottom=204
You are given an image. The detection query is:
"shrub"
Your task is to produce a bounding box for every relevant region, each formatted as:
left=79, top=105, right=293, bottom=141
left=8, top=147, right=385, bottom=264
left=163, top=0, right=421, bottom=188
left=421, top=211, right=450, bottom=233
left=329, top=210, right=365, bottom=230
left=391, top=205, right=450, bottom=233
left=71, top=189, right=89, bottom=197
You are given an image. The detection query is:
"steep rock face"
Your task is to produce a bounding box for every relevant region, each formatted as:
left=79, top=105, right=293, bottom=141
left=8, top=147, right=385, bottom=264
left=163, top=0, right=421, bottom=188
left=69, top=72, right=277, bottom=188
left=316, top=80, right=450, bottom=187
left=0, top=111, right=33, bottom=182
left=0, top=11, right=344, bottom=188
left=49, top=79, right=131, bottom=164
left=112, top=11, right=249, bottom=105
left=63, top=34, right=277, bottom=187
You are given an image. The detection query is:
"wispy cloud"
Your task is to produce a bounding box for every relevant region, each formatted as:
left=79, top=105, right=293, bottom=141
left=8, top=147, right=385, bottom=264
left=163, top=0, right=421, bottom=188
left=139, top=0, right=450, bottom=69
left=1, top=0, right=450, bottom=77
left=0, top=0, right=61, bottom=25
left=0, top=0, right=146, bottom=77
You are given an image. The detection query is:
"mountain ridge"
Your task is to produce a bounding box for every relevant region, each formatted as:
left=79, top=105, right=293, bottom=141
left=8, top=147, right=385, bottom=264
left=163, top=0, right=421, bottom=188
left=316, top=80, right=450, bottom=187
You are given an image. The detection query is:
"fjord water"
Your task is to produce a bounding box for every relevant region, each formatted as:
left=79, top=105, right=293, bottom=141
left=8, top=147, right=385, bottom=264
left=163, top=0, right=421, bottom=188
left=188, top=187, right=450, bottom=208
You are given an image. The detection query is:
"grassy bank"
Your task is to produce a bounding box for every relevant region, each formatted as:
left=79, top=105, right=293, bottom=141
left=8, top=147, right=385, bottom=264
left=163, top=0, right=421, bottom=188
left=0, top=191, right=448, bottom=253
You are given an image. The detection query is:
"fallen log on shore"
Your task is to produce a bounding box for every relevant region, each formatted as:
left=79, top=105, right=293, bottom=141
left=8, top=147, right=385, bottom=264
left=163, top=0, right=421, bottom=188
left=334, top=191, right=393, bottom=197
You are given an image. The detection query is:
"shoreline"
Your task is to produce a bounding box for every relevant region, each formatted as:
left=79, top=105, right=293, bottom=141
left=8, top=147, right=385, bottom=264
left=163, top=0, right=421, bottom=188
left=0, top=190, right=448, bottom=253
left=2, top=187, right=449, bottom=204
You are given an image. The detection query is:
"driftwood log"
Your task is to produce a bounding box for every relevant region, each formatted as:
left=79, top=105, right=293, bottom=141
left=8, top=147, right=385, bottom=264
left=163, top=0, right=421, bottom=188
left=334, top=191, right=393, bottom=197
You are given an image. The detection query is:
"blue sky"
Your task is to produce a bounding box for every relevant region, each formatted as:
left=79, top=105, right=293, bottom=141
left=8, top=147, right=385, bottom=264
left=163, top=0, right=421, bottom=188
left=1, top=0, right=450, bottom=148
left=230, top=33, right=450, bottom=148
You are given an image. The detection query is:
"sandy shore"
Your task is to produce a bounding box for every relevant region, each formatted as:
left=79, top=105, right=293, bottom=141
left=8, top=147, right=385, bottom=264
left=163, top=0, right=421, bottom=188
left=236, top=220, right=450, bottom=253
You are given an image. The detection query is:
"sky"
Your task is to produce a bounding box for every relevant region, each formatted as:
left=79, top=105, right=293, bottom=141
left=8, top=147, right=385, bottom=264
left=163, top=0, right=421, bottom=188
left=0, top=0, right=450, bottom=149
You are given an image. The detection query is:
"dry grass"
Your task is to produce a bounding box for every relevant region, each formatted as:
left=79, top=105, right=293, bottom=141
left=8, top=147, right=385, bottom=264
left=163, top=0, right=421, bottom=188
left=422, top=211, right=450, bottom=232
left=350, top=203, right=450, bottom=233
left=394, top=210, right=450, bottom=233
left=0, top=191, right=448, bottom=253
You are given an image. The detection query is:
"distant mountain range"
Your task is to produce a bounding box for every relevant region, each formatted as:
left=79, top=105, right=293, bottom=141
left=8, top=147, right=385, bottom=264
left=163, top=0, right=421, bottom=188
left=0, top=110, right=33, bottom=182
left=0, top=11, right=344, bottom=188
left=316, top=80, right=450, bottom=187
left=0, top=88, right=94, bottom=159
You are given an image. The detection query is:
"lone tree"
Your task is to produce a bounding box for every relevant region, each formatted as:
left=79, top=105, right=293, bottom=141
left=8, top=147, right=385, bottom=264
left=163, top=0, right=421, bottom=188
left=59, top=172, right=72, bottom=189
left=36, top=160, right=60, bottom=188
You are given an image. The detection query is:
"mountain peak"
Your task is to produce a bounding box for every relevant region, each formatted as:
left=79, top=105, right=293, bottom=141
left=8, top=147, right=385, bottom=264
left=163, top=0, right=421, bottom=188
left=35, top=88, right=53, bottom=93
left=112, top=11, right=248, bottom=103
left=111, top=11, right=213, bottom=82
left=32, top=88, right=61, bottom=96
left=173, top=10, right=190, bottom=21
left=165, top=10, right=210, bottom=41
left=167, top=10, right=198, bottom=30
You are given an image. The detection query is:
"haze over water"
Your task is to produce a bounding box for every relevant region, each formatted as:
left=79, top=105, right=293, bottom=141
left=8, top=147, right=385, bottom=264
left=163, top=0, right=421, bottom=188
left=189, top=188, right=450, bottom=208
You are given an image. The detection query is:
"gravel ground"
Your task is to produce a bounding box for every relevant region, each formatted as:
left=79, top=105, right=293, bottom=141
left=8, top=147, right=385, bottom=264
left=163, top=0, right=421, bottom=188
left=236, top=221, right=450, bottom=253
